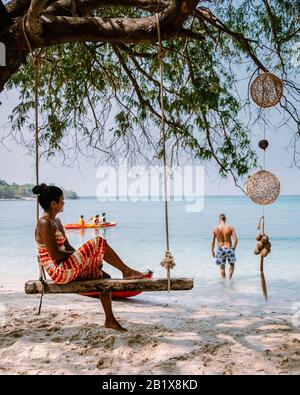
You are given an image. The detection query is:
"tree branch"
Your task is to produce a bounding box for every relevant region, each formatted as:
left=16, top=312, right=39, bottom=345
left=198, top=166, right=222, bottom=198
left=262, top=0, right=286, bottom=74
left=179, top=27, right=205, bottom=41
left=113, top=43, right=184, bottom=131
left=115, top=43, right=154, bottom=59
left=46, top=0, right=172, bottom=16
left=195, top=7, right=268, bottom=72
left=27, top=0, right=56, bottom=39
left=5, top=0, right=31, bottom=18
left=19, top=0, right=199, bottom=47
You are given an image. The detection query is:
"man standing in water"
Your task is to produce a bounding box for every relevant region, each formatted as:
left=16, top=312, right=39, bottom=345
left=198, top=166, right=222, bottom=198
left=211, top=214, right=238, bottom=279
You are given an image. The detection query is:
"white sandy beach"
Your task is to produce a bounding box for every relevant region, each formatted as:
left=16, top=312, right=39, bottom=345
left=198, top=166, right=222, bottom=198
left=0, top=273, right=299, bottom=375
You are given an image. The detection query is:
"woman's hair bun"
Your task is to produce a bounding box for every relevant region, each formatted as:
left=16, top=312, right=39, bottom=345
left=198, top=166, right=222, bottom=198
left=32, top=183, right=48, bottom=195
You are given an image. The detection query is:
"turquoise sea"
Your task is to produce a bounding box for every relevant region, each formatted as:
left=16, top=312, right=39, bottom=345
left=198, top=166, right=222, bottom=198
left=0, top=196, right=299, bottom=312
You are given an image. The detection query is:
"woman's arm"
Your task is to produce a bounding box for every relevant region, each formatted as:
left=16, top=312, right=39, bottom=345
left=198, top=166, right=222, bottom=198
left=56, top=218, right=76, bottom=252
left=39, top=219, right=74, bottom=262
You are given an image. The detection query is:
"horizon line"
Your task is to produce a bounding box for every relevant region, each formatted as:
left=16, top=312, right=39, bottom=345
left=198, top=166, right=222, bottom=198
left=77, top=194, right=300, bottom=198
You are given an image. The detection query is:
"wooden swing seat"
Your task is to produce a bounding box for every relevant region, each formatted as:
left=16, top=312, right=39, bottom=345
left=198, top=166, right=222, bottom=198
left=25, top=277, right=194, bottom=294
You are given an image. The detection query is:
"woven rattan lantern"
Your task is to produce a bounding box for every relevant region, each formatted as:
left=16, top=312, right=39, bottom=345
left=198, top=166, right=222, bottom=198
left=250, top=72, right=283, bottom=108
left=247, top=170, right=280, bottom=205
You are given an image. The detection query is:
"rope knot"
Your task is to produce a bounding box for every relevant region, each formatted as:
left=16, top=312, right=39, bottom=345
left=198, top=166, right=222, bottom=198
left=161, top=251, right=176, bottom=270
left=156, top=13, right=165, bottom=60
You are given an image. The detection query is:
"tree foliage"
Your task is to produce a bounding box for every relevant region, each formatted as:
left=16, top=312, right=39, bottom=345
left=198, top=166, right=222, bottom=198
left=1, top=0, right=299, bottom=189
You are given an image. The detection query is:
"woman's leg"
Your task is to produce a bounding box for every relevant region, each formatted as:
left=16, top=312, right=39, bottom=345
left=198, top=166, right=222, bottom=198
left=103, top=243, right=146, bottom=279
left=100, top=291, right=127, bottom=332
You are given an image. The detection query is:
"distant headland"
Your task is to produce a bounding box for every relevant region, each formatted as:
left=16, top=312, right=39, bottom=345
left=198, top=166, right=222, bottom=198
left=0, top=180, right=78, bottom=200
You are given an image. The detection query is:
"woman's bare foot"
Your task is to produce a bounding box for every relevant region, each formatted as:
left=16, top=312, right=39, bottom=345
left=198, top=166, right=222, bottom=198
left=123, top=269, right=147, bottom=280
left=104, top=320, right=127, bottom=332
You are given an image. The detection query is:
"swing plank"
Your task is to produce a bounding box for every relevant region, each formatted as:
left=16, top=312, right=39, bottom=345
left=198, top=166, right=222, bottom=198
left=25, top=278, right=194, bottom=294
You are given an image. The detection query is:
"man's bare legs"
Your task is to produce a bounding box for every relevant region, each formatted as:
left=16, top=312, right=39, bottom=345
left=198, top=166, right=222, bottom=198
left=100, top=291, right=127, bottom=332
left=229, top=264, right=235, bottom=280
left=219, top=264, right=234, bottom=279
left=220, top=264, right=226, bottom=279
left=103, top=243, right=145, bottom=279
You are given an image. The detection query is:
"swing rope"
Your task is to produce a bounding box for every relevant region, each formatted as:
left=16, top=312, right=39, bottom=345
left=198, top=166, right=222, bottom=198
left=22, top=14, right=46, bottom=314
left=156, top=13, right=175, bottom=292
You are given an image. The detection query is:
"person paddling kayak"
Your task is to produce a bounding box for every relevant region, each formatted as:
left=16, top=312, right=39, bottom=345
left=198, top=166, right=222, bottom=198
left=78, top=215, right=86, bottom=226
left=92, top=214, right=100, bottom=225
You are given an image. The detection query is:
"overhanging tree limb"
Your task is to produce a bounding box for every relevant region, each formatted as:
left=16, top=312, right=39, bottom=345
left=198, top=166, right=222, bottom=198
left=195, top=7, right=268, bottom=72
left=24, top=0, right=199, bottom=47
left=46, top=0, right=172, bottom=16
left=27, top=0, right=53, bottom=38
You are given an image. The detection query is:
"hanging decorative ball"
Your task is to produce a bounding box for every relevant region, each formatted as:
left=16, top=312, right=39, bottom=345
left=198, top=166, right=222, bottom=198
left=261, top=248, right=269, bottom=258
left=265, top=241, right=271, bottom=252
left=259, top=139, right=269, bottom=150
left=256, top=241, right=264, bottom=250
left=256, top=234, right=262, bottom=241
left=247, top=170, right=280, bottom=205
left=250, top=72, right=283, bottom=108
left=253, top=234, right=272, bottom=258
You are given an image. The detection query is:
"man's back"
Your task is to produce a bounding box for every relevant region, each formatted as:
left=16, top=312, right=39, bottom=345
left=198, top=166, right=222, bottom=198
left=214, top=224, right=233, bottom=248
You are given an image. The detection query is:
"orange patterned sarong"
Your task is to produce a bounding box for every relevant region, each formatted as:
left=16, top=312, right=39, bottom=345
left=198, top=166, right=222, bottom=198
left=37, top=228, right=106, bottom=284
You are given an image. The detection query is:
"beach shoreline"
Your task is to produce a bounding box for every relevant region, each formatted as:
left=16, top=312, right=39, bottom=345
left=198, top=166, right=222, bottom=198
left=0, top=275, right=299, bottom=375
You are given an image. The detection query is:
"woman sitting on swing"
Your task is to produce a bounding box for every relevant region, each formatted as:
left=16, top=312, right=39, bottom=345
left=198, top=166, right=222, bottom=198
left=33, top=183, right=147, bottom=332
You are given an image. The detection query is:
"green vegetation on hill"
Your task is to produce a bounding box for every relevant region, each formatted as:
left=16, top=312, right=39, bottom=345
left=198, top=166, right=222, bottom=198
left=0, top=180, right=78, bottom=200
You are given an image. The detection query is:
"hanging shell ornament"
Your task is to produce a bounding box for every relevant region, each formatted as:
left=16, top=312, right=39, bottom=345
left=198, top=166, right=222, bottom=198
left=250, top=72, right=283, bottom=108
left=254, top=233, right=272, bottom=258
left=247, top=170, right=280, bottom=205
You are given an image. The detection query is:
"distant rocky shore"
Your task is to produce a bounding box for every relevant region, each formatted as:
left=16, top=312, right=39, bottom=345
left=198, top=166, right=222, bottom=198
left=0, top=180, right=78, bottom=200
